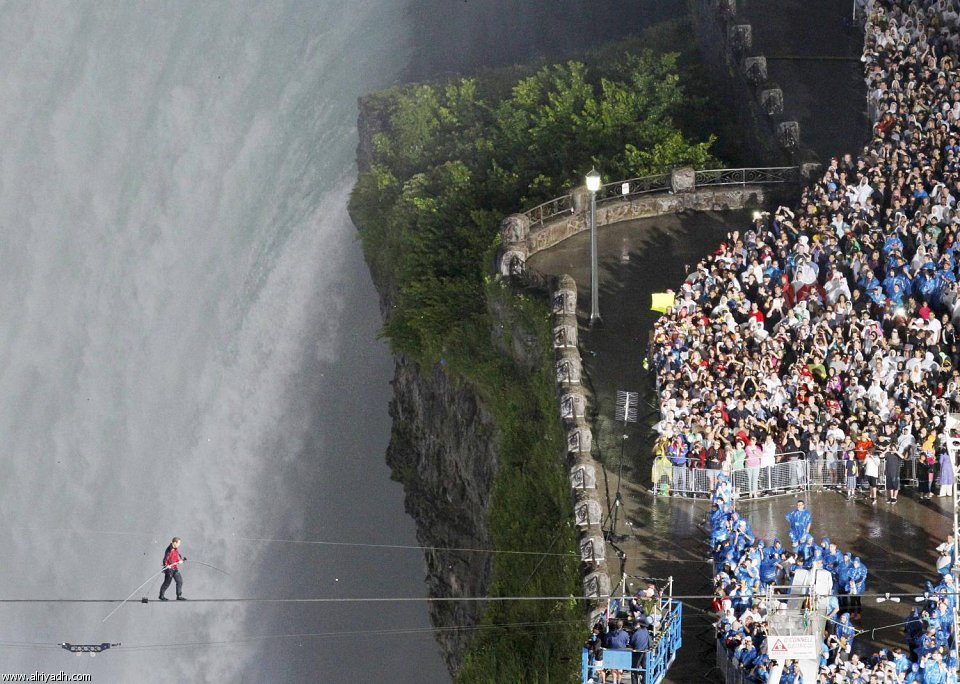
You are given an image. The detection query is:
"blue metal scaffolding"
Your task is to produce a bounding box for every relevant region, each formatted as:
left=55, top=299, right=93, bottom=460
left=581, top=600, right=683, bottom=684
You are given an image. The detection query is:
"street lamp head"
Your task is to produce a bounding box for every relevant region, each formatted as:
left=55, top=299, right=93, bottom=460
left=585, top=168, right=602, bottom=193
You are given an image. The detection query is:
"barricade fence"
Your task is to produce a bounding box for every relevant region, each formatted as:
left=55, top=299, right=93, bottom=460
left=730, top=456, right=807, bottom=498
left=716, top=637, right=750, bottom=684
left=806, top=451, right=918, bottom=490
left=654, top=451, right=921, bottom=500
left=654, top=452, right=804, bottom=499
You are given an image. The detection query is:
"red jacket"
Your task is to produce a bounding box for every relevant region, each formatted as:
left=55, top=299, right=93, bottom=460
left=163, top=546, right=181, bottom=570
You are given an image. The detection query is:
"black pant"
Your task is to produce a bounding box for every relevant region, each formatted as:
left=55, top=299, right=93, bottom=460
left=631, top=651, right=645, bottom=684
left=848, top=594, right=861, bottom=614
left=160, top=569, right=183, bottom=598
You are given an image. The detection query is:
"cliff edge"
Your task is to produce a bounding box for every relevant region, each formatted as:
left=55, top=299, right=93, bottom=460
left=386, top=356, right=497, bottom=672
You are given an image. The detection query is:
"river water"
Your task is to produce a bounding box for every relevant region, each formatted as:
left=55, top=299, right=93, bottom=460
left=0, top=1, right=687, bottom=681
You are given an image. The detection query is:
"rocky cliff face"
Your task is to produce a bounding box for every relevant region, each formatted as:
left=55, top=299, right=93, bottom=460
left=386, top=356, right=498, bottom=674
left=356, top=91, right=505, bottom=674
left=381, top=284, right=555, bottom=675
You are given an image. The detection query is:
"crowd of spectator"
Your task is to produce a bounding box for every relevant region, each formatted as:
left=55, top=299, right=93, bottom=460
left=673, top=1, right=960, bottom=677
left=710, top=476, right=870, bottom=683
left=709, top=472, right=960, bottom=683
left=627, top=0, right=960, bottom=680
left=650, top=0, right=960, bottom=505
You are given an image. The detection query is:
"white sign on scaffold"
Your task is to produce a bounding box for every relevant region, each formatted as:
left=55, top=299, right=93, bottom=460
left=767, top=635, right=817, bottom=660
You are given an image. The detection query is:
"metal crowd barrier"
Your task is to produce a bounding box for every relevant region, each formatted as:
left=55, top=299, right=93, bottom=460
left=716, top=638, right=750, bottom=684
left=656, top=452, right=922, bottom=500
left=645, top=602, right=683, bottom=684
left=805, top=457, right=844, bottom=490
left=730, top=457, right=807, bottom=499
left=806, top=453, right=919, bottom=491
left=653, top=453, right=805, bottom=499
left=901, top=455, right=919, bottom=487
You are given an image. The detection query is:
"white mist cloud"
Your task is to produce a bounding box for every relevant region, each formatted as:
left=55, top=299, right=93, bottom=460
left=0, top=1, right=439, bottom=681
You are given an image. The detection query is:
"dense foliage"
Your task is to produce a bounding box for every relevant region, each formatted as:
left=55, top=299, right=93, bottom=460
left=350, top=50, right=717, bottom=360
left=349, top=39, right=720, bottom=684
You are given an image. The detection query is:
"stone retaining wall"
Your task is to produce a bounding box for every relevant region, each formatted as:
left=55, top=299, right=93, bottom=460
left=690, top=0, right=819, bottom=169
left=552, top=275, right=611, bottom=622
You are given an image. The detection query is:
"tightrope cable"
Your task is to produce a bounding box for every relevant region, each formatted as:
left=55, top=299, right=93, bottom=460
left=0, top=590, right=953, bottom=606
left=0, top=595, right=610, bottom=606
left=233, top=535, right=579, bottom=557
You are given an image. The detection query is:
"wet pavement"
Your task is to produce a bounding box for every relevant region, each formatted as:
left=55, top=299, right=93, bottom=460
left=624, top=489, right=951, bottom=682
left=532, top=210, right=956, bottom=680
left=530, top=211, right=745, bottom=471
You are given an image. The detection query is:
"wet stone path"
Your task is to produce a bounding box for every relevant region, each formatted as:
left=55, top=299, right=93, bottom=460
left=530, top=210, right=951, bottom=681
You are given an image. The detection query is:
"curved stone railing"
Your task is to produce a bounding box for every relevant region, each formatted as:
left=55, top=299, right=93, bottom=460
left=522, top=166, right=798, bottom=227
left=692, top=166, right=799, bottom=187
left=523, top=171, right=672, bottom=226
left=497, top=165, right=800, bottom=277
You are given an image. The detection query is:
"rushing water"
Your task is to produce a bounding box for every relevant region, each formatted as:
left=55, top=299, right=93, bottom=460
left=0, top=2, right=449, bottom=681
left=0, top=1, right=717, bottom=680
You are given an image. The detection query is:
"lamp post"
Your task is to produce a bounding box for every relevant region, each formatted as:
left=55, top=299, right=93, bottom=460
left=585, top=168, right=602, bottom=326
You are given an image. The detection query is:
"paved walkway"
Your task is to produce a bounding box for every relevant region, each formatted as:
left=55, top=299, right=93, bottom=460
left=625, top=489, right=950, bottom=682
left=530, top=210, right=749, bottom=475
left=531, top=212, right=750, bottom=681
left=531, top=210, right=950, bottom=682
